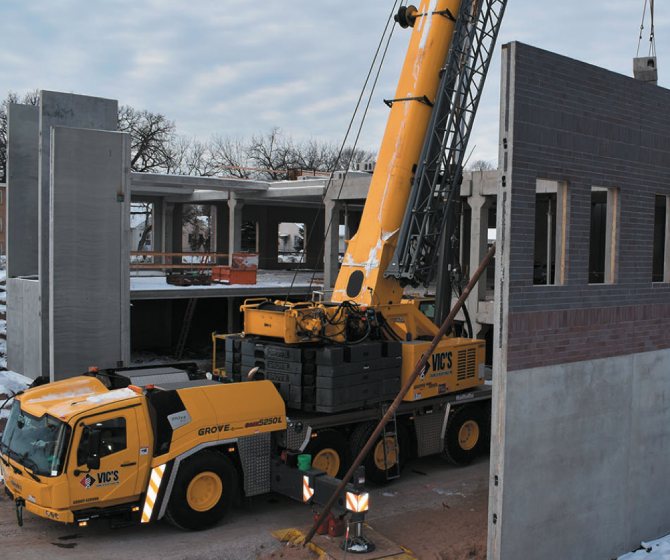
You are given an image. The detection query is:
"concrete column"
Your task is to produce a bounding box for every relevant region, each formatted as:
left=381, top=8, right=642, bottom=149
left=38, top=92, right=118, bottom=378
left=467, top=194, right=493, bottom=311
left=324, top=200, right=341, bottom=288
left=215, top=203, right=229, bottom=261
left=171, top=203, right=183, bottom=257
left=258, top=207, right=279, bottom=270
left=306, top=209, right=324, bottom=271
left=228, top=196, right=244, bottom=266
left=152, top=198, right=164, bottom=253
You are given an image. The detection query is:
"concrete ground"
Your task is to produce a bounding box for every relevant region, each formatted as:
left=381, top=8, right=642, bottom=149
left=0, top=457, right=489, bottom=560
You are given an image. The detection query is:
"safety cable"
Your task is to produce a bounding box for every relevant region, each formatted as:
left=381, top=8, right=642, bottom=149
left=283, top=1, right=400, bottom=302
left=637, top=0, right=656, bottom=57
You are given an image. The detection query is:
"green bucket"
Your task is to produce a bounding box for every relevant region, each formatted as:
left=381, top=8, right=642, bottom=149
left=297, top=454, right=312, bottom=471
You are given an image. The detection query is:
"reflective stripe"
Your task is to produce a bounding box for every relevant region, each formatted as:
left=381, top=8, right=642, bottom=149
left=302, top=475, right=314, bottom=502
left=141, top=464, right=166, bottom=523
left=345, top=491, right=369, bottom=513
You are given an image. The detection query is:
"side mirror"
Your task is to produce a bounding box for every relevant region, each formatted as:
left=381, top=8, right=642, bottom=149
left=86, top=429, right=101, bottom=470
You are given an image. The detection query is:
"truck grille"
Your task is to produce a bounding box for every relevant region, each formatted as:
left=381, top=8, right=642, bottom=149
left=457, top=348, right=477, bottom=381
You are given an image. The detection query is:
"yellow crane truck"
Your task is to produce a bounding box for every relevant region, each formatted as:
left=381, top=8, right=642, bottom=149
left=0, top=365, right=369, bottom=530
left=218, top=0, right=506, bottom=483
left=1, top=0, right=506, bottom=533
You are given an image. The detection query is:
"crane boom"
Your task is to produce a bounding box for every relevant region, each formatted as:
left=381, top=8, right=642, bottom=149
left=331, top=0, right=464, bottom=307
left=387, top=0, right=507, bottom=288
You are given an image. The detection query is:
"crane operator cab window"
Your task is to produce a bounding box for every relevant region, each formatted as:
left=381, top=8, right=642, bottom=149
left=77, top=418, right=126, bottom=466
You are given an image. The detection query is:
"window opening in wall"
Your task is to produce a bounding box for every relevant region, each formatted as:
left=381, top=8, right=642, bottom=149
left=182, top=204, right=213, bottom=253
left=278, top=222, right=305, bottom=264
left=486, top=201, right=496, bottom=295
left=589, top=186, right=618, bottom=284
left=652, top=195, right=669, bottom=283
left=130, top=202, right=154, bottom=252
left=534, top=181, right=567, bottom=286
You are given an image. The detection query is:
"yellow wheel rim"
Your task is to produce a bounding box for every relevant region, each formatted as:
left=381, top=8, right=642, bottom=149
left=312, top=448, right=340, bottom=477
left=458, top=420, right=480, bottom=451
left=186, top=471, right=223, bottom=512
left=373, top=436, right=398, bottom=471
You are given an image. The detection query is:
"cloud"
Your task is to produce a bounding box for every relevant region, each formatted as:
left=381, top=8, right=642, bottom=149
left=1, top=0, right=667, bottom=163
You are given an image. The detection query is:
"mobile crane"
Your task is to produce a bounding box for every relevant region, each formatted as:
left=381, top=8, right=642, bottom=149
left=0, top=0, right=506, bottom=532
left=223, top=0, right=507, bottom=482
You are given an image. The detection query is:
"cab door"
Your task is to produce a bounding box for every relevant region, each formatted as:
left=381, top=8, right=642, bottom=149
left=68, top=408, right=142, bottom=510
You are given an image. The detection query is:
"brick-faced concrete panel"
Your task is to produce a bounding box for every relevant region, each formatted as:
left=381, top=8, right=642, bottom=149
left=7, top=104, right=39, bottom=278
left=490, top=42, right=670, bottom=560
left=49, top=127, right=130, bottom=380
left=502, top=42, right=670, bottom=324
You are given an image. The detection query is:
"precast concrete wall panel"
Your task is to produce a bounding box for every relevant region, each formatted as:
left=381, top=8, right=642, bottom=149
left=6, top=278, right=41, bottom=378
left=38, top=91, right=118, bottom=377
left=7, top=104, right=39, bottom=278
left=490, top=42, right=670, bottom=560
left=48, top=126, right=130, bottom=380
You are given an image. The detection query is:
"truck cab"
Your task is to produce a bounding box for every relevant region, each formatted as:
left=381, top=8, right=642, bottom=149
left=1, top=366, right=292, bottom=529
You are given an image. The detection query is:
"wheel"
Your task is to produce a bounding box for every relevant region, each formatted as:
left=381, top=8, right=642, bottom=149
left=442, top=405, right=486, bottom=466
left=165, top=451, right=237, bottom=530
left=350, top=421, right=408, bottom=485
left=305, top=429, right=350, bottom=478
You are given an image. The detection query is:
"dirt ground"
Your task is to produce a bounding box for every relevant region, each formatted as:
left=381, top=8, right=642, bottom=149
left=0, top=455, right=488, bottom=560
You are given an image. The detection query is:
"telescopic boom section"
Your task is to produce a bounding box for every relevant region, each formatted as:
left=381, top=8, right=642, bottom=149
left=331, top=0, right=463, bottom=307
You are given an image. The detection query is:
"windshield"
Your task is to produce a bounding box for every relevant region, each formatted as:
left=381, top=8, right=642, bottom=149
left=0, top=401, right=71, bottom=477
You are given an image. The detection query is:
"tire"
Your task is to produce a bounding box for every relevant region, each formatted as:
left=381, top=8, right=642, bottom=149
left=442, top=405, right=486, bottom=466
left=350, top=421, right=408, bottom=485
left=305, top=429, right=350, bottom=478
left=165, top=451, right=237, bottom=530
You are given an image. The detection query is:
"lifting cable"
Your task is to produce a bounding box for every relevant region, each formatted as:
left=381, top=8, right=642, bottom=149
left=283, top=1, right=400, bottom=303
left=637, top=0, right=657, bottom=58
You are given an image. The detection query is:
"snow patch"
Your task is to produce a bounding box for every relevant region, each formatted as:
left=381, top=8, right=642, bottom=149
left=82, top=388, right=137, bottom=404
left=0, top=370, right=31, bottom=398
left=28, top=387, right=97, bottom=404
left=619, top=535, right=670, bottom=559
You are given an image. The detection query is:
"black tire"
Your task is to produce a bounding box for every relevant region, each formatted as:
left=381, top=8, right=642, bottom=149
left=305, top=429, right=350, bottom=478
left=442, top=405, right=486, bottom=466
left=350, top=421, right=408, bottom=485
left=165, top=451, right=237, bottom=530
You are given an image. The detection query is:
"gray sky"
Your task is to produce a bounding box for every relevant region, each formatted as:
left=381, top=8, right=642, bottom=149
left=2, top=1, right=668, bottom=165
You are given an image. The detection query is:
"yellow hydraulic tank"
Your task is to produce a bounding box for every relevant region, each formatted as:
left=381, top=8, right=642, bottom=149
left=332, top=0, right=463, bottom=307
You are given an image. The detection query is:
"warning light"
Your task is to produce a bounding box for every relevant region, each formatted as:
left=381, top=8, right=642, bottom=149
left=132, top=506, right=140, bottom=512
left=87, top=366, right=99, bottom=373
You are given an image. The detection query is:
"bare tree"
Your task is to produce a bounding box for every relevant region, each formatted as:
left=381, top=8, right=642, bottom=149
left=246, top=127, right=296, bottom=180
left=466, top=159, right=496, bottom=171
left=209, top=135, right=252, bottom=178
left=118, top=105, right=178, bottom=173
left=0, top=90, right=39, bottom=182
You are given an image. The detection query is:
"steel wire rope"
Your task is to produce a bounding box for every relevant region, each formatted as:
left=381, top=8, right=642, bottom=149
left=637, top=0, right=656, bottom=57
left=282, top=1, right=399, bottom=305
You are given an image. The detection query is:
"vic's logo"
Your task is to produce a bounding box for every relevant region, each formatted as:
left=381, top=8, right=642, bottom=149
left=80, top=474, right=95, bottom=489
left=430, top=351, right=453, bottom=372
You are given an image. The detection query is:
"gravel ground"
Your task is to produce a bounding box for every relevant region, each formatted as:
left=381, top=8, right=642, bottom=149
left=0, top=457, right=489, bottom=560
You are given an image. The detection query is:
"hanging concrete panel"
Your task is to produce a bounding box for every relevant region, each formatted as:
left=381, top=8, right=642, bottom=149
left=7, top=104, right=39, bottom=278
left=49, top=126, right=130, bottom=380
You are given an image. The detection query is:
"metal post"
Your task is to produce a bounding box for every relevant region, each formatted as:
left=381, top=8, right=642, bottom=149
left=304, top=242, right=497, bottom=545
